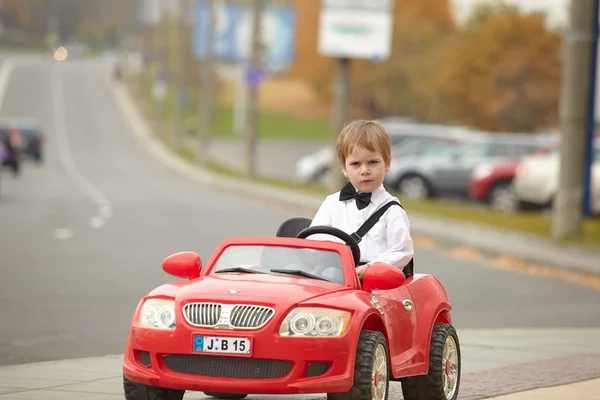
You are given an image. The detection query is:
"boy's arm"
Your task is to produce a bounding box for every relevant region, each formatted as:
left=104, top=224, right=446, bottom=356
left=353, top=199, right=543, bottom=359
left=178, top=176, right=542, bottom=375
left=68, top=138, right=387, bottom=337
left=368, top=206, right=414, bottom=270
left=308, top=196, right=338, bottom=242
left=310, top=196, right=333, bottom=227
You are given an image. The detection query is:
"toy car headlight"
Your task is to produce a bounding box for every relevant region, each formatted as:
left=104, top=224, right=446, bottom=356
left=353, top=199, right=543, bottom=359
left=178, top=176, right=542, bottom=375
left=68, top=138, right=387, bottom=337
left=139, top=299, right=176, bottom=330
left=279, top=307, right=351, bottom=337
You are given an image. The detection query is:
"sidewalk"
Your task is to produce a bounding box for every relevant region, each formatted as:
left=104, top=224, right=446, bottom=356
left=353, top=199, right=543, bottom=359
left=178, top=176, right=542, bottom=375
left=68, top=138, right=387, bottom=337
left=490, top=378, right=600, bottom=399
left=1, top=328, right=599, bottom=399
left=111, top=76, right=600, bottom=281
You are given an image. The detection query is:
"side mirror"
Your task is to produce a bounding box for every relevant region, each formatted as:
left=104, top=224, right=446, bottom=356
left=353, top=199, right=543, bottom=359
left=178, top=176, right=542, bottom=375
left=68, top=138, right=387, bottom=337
left=361, top=262, right=406, bottom=292
left=162, top=251, right=202, bottom=280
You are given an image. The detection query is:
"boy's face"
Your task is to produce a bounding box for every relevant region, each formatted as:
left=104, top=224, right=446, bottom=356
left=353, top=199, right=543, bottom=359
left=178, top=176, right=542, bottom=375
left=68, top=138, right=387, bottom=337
left=342, top=146, right=390, bottom=193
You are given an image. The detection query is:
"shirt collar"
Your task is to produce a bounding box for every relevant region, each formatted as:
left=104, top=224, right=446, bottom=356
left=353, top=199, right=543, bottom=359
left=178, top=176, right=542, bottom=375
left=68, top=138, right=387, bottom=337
left=369, top=184, right=386, bottom=205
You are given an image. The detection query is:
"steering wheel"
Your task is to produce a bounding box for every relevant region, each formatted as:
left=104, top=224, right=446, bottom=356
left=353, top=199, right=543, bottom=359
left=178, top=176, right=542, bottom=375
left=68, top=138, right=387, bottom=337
left=296, top=226, right=361, bottom=266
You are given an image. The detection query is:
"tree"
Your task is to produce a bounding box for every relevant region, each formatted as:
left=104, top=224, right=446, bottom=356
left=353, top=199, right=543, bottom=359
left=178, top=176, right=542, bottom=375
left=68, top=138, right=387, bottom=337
left=440, top=8, right=562, bottom=132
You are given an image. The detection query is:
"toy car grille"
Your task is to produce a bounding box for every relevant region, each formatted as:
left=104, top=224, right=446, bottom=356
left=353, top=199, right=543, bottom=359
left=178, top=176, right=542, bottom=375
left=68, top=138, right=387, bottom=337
left=182, top=303, right=275, bottom=329
left=162, top=354, right=293, bottom=379
left=183, top=303, right=222, bottom=327
left=230, top=305, right=275, bottom=328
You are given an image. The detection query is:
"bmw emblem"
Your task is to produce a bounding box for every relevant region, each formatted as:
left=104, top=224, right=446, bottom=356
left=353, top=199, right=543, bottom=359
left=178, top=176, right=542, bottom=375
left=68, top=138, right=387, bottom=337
left=228, top=289, right=240, bottom=294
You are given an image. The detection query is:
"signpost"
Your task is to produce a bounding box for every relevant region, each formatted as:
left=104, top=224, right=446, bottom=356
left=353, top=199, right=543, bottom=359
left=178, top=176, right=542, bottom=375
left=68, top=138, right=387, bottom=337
left=583, top=0, right=599, bottom=217
left=192, top=1, right=297, bottom=175
left=192, top=1, right=296, bottom=135
left=552, top=0, right=597, bottom=238
left=318, top=0, right=394, bottom=60
left=318, top=0, right=394, bottom=191
left=192, top=2, right=296, bottom=66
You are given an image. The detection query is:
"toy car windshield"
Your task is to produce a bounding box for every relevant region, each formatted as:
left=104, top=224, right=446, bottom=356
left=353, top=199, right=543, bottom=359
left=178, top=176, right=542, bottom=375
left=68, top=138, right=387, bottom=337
left=209, top=244, right=345, bottom=285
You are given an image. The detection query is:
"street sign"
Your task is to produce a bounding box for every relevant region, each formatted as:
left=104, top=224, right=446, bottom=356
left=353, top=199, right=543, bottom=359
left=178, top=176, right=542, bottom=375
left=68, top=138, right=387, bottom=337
left=318, top=0, right=394, bottom=60
left=192, top=3, right=297, bottom=71
left=245, top=65, right=264, bottom=88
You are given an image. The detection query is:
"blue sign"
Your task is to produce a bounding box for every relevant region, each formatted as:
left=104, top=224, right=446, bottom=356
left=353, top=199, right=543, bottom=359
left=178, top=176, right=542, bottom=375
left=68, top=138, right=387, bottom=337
left=193, top=336, right=204, bottom=352
left=192, top=3, right=296, bottom=68
left=245, top=65, right=264, bottom=88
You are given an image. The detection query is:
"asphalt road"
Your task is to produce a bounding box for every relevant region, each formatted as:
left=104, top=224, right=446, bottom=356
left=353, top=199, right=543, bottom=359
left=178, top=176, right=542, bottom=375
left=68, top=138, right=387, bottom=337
left=1, top=56, right=599, bottom=367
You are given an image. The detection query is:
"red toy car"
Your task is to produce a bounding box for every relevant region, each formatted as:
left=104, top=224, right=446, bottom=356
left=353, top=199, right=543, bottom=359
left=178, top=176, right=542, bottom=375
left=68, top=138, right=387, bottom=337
left=122, top=223, right=461, bottom=400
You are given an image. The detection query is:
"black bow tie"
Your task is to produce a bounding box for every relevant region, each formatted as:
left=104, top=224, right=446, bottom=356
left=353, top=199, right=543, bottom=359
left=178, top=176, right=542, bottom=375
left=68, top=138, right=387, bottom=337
left=339, top=182, right=372, bottom=210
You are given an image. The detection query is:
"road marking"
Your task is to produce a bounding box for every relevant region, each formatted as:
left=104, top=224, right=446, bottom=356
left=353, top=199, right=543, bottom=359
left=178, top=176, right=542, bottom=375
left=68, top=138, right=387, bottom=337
left=53, top=228, right=73, bottom=240
left=51, top=64, right=112, bottom=230
left=99, top=204, right=112, bottom=218
left=0, top=60, right=13, bottom=107
left=89, top=216, right=105, bottom=229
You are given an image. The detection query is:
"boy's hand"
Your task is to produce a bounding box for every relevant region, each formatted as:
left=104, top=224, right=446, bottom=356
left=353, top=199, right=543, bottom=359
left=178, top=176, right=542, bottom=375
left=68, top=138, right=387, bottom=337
left=356, top=264, right=370, bottom=278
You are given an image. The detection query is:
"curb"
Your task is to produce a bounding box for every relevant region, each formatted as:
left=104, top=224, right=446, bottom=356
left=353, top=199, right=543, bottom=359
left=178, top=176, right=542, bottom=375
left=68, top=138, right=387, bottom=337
left=109, top=76, right=600, bottom=281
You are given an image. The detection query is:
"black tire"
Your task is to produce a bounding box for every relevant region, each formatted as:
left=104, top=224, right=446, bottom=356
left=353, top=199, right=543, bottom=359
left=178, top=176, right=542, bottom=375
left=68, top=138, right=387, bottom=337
left=401, top=323, right=461, bottom=400
left=203, top=393, right=248, bottom=399
left=487, top=180, right=517, bottom=212
left=123, top=375, right=185, bottom=400
left=327, top=330, right=390, bottom=400
left=396, top=174, right=433, bottom=199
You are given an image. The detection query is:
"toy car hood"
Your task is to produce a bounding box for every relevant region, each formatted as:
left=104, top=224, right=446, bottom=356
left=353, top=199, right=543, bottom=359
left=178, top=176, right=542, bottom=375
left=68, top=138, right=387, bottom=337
left=155, top=274, right=351, bottom=309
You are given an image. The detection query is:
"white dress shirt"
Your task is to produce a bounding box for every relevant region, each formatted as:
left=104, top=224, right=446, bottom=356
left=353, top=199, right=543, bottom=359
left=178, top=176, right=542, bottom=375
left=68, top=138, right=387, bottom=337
left=309, top=184, right=414, bottom=269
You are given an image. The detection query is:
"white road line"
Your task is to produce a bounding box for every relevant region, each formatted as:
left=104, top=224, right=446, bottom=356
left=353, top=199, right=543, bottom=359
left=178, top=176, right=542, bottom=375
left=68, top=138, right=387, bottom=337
left=89, top=216, right=104, bottom=229
left=53, top=228, right=73, bottom=240
left=51, top=63, right=112, bottom=230
left=0, top=60, right=13, bottom=107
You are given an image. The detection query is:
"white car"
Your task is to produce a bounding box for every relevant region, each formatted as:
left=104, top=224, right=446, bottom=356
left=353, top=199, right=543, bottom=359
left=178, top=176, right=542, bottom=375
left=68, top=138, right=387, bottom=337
left=512, top=142, right=600, bottom=213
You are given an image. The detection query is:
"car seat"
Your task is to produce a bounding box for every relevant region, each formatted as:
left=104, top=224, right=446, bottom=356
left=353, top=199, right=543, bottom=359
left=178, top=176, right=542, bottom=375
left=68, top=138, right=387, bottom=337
left=276, top=216, right=414, bottom=278
left=276, top=217, right=313, bottom=238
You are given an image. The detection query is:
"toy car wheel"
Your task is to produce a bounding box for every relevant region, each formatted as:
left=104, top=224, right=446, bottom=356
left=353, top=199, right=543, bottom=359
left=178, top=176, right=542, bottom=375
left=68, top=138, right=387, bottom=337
left=123, top=375, right=185, bottom=400
left=327, top=330, right=389, bottom=400
left=401, top=323, right=461, bottom=400
left=203, top=393, right=248, bottom=399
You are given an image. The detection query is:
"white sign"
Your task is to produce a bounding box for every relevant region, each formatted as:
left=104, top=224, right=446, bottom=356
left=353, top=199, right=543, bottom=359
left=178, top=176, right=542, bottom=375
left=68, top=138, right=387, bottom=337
left=318, top=0, right=394, bottom=60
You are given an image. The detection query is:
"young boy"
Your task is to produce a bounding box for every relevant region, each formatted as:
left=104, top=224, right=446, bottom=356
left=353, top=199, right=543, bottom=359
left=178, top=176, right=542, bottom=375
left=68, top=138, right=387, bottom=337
left=309, top=119, right=414, bottom=278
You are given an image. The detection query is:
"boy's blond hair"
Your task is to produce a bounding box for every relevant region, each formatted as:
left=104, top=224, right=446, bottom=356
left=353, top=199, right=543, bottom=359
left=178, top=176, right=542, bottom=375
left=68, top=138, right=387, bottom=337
left=336, top=119, right=392, bottom=167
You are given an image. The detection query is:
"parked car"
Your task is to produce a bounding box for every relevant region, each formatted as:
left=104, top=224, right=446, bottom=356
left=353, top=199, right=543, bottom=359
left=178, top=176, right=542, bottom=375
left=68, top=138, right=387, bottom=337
left=295, top=122, right=472, bottom=184
left=385, top=133, right=554, bottom=200
left=512, top=141, right=600, bottom=213
left=468, top=141, right=558, bottom=211
left=0, top=142, right=6, bottom=195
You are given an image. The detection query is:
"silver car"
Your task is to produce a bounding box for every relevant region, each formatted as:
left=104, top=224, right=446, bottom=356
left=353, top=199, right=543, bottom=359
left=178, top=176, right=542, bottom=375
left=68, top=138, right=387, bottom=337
left=295, top=122, right=472, bottom=184
left=385, top=134, right=554, bottom=199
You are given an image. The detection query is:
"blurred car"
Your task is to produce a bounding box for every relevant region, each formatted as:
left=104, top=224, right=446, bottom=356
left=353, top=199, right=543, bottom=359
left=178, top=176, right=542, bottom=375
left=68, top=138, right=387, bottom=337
left=0, top=118, right=44, bottom=163
left=0, top=124, right=22, bottom=176
left=0, top=142, right=7, bottom=161
left=512, top=141, right=600, bottom=213
left=385, top=133, right=554, bottom=200
left=295, top=122, right=472, bottom=184
left=468, top=141, right=558, bottom=211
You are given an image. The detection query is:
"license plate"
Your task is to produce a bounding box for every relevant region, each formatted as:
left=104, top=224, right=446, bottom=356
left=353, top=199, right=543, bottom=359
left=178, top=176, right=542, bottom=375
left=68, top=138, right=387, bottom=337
left=193, top=335, right=251, bottom=355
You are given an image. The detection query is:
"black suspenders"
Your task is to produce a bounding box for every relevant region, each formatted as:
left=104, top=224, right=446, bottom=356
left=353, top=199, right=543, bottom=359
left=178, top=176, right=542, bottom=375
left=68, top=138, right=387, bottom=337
left=350, top=200, right=415, bottom=277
